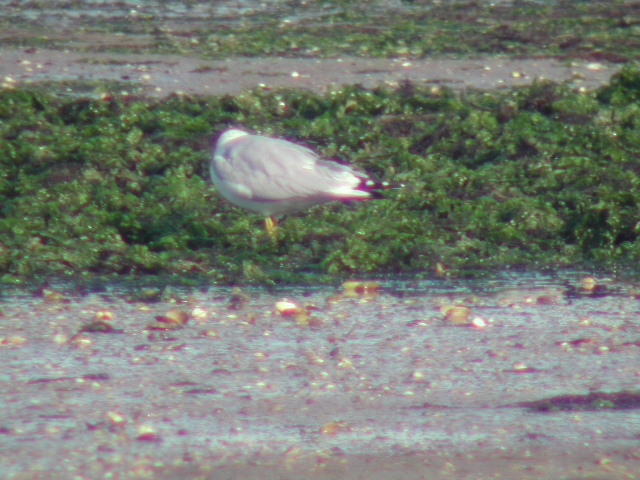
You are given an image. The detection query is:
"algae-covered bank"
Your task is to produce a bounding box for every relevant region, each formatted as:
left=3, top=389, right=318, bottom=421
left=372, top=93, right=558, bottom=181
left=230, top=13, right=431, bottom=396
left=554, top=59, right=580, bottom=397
left=1, top=0, right=639, bottom=61
left=2, top=67, right=640, bottom=283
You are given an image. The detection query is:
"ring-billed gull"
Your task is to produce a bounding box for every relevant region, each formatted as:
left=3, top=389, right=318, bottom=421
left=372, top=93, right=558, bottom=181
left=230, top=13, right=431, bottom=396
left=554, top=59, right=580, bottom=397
left=211, top=128, right=398, bottom=232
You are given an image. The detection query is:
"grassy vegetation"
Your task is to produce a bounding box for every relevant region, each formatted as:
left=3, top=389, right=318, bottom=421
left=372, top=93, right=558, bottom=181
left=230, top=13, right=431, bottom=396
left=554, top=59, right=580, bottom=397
left=2, top=65, right=640, bottom=284
left=1, top=1, right=639, bottom=62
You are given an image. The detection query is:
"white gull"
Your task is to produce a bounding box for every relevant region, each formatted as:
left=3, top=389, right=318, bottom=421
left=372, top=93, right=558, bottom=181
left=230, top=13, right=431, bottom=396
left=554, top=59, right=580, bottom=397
left=211, top=128, right=396, bottom=232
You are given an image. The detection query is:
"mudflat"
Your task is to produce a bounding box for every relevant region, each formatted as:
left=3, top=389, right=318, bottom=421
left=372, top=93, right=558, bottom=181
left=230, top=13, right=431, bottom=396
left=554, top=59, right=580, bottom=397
left=1, top=276, right=639, bottom=479
left=0, top=47, right=618, bottom=96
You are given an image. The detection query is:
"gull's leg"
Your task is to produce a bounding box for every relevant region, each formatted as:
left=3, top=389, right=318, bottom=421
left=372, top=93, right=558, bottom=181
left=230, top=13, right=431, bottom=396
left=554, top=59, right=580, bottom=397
left=264, top=216, right=277, bottom=234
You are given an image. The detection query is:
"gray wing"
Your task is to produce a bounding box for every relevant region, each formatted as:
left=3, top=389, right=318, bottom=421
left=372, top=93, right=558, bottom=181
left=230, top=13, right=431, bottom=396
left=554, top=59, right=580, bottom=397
left=213, top=135, right=368, bottom=202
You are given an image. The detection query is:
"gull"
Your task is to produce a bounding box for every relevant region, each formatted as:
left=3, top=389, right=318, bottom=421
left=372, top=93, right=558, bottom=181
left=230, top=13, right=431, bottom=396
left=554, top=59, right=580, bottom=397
left=211, top=128, right=397, bottom=232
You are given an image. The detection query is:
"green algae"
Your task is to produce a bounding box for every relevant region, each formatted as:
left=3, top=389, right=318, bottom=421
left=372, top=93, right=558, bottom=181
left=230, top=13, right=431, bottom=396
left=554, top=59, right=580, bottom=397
left=2, top=66, right=640, bottom=283
left=1, top=1, right=640, bottom=62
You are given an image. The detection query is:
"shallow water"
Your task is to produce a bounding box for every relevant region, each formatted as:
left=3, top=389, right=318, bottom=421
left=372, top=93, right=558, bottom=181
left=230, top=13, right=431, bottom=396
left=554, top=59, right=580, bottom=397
left=1, top=273, right=639, bottom=478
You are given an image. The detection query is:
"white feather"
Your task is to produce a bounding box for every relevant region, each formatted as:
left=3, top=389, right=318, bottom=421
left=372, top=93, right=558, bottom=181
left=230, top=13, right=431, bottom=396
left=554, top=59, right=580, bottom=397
left=211, top=129, right=376, bottom=217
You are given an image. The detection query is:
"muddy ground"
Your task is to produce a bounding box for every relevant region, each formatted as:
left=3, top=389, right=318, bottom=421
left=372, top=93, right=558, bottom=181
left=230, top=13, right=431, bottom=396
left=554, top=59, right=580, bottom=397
left=0, top=46, right=619, bottom=96
left=1, top=275, right=639, bottom=479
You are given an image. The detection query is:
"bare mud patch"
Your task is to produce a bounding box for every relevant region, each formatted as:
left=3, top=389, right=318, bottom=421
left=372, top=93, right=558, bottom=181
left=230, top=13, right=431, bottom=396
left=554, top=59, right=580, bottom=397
left=0, top=47, right=618, bottom=97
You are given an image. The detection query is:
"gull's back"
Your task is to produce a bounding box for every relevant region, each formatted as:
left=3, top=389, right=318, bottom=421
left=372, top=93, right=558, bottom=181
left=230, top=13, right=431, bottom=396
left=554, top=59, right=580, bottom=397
left=211, top=129, right=371, bottom=216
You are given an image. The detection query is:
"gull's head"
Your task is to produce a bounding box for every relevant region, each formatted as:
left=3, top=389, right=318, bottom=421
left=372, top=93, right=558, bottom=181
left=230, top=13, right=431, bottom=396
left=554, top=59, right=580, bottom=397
left=217, top=128, right=249, bottom=148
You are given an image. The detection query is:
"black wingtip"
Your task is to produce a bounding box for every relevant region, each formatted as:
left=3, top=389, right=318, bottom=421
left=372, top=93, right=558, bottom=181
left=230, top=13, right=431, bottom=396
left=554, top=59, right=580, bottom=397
left=357, top=178, right=405, bottom=199
left=360, top=178, right=405, bottom=191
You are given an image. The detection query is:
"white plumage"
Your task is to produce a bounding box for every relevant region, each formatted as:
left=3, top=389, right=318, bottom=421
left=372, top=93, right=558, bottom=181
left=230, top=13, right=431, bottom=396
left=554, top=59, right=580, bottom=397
left=211, top=128, right=391, bottom=231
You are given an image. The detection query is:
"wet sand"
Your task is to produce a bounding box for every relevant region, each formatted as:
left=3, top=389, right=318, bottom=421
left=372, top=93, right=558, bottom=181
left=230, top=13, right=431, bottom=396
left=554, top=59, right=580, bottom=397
left=0, top=47, right=619, bottom=96
left=1, top=277, right=639, bottom=479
